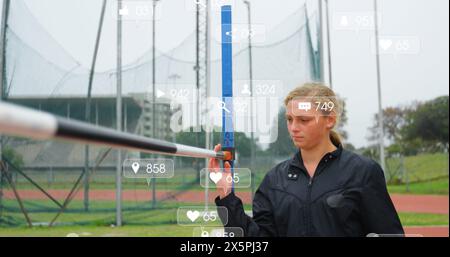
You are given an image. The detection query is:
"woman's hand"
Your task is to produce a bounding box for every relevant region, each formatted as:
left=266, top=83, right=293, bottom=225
left=208, top=144, right=233, bottom=199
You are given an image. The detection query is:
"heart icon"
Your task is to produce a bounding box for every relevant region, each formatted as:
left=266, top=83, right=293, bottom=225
left=209, top=172, right=222, bottom=184
left=379, top=39, right=393, bottom=51
left=186, top=210, right=200, bottom=222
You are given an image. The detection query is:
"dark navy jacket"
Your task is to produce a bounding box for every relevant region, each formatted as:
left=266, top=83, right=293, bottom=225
left=216, top=145, right=404, bottom=237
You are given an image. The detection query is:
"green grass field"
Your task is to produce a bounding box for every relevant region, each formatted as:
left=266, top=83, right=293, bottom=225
left=387, top=177, right=448, bottom=195
left=385, top=153, right=448, bottom=182
left=0, top=224, right=193, bottom=237
left=0, top=212, right=447, bottom=237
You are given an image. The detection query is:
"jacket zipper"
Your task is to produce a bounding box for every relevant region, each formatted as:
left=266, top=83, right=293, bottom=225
left=306, top=177, right=313, bottom=235
left=303, top=158, right=330, bottom=235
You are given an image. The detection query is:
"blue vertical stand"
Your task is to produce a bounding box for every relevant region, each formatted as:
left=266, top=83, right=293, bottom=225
left=221, top=5, right=235, bottom=192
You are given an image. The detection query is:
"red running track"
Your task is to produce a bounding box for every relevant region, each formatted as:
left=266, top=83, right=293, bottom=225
left=3, top=190, right=448, bottom=214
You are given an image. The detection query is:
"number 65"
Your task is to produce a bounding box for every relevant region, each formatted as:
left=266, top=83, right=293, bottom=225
left=226, top=173, right=240, bottom=183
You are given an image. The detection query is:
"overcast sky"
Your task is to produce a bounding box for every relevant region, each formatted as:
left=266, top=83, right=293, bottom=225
left=2, top=0, right=449, bottom=148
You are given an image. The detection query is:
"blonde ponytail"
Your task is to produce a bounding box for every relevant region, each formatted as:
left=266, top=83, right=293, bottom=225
left=330, top=130, right=342, bottom=147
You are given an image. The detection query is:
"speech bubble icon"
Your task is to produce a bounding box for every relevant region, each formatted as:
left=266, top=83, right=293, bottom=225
left=186, top=210, right=200, bottom=222
left=209, top=172, right=222, bottom=184
left=298, top=102, right=311, bottom=112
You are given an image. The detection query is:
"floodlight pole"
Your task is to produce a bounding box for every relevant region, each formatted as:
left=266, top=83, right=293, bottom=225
left=0, top=0, right=11, bottom=214
left=324, top=0, right=333, bottom=88
left=243, top=0, right=256, bottom=202
left=84, top=0, right=107, bottom=212
left=116, top=0, right=123, bottom=226
left=373, top=0, right=386, bottom=174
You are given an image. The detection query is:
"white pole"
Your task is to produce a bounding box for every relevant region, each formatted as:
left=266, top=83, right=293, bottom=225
left=151, top=0, right=161, bottom=209
left=0, top=102, right=232, bottom=159
left=84, top=0, right=107, bottom=212
left=116, top=0, right=123, bottom=226
left=373, top=0, right=386, bottom=174
left=243, top=0, right=255, bottom=202
left=204, top=0, right=211, bottom=210
left=0, top=0, right=8, bottom=100
left=324, top=0, right=333, bottom=89
left=0, top=0, right=10, bottom=211
left=318, top=0, right=325, bottom=82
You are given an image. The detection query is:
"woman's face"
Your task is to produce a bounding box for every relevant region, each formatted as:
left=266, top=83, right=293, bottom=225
left=285, top=99, right=335, bottom=150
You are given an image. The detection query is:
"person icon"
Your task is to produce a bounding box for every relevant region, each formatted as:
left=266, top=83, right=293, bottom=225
left=241, top=84, right=251, bottom=95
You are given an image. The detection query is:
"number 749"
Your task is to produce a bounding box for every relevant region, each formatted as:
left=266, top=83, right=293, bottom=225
left=315, top=101, right=334, bottom=112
